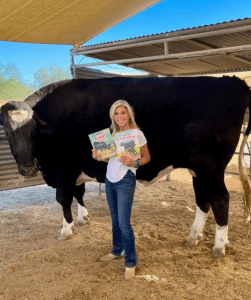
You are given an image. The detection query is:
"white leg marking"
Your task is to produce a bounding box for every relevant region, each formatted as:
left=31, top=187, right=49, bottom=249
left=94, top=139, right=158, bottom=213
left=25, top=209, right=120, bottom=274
left=186, top=205, right=208, bottom=247
left=138, top=165, right=174, bottom=186
left=213, top=225, right=229, bottom=257
left=58, top=218, right=74, bottom=240
left=76, top=203, right=91, bottom=226
left=76, top=171, right=97, bottom=186
left=188, top=169, right=197, bottom=177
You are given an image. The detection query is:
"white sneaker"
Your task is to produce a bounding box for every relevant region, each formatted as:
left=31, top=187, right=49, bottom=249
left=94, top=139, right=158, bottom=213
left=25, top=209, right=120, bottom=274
left=125, top=267, right=136, bottom=280
left=100, top=253, right=119, bottom=262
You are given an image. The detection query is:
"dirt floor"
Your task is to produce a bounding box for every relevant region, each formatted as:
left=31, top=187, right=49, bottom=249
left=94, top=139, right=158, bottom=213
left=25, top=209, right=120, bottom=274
left=0, top=168, right=251, bottom=300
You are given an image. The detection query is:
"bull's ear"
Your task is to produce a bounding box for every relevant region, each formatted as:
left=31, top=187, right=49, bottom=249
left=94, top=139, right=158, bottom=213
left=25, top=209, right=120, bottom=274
left=33, top=113, right=56, bottom=136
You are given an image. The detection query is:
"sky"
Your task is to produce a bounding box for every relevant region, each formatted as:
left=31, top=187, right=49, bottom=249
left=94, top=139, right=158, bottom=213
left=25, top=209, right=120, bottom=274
left=0, top=0, right=251, bottom=84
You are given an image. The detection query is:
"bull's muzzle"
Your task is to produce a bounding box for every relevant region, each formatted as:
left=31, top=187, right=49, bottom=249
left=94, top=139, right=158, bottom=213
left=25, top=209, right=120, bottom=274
left=19, top=164, right=38, bottom=178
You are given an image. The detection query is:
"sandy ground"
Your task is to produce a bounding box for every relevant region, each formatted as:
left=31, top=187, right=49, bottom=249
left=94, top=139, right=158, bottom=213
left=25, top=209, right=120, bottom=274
left=0, top=168, right=251, bottom=300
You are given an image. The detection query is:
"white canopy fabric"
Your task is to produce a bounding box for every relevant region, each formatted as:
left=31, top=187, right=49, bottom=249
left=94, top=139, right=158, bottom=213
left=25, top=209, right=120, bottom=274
left=0, top=0, right=161, bottom=47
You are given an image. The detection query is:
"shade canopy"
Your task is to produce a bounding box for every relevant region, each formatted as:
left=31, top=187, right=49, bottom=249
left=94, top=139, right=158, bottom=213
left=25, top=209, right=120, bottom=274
left=0, top=0, right=160, bottom=47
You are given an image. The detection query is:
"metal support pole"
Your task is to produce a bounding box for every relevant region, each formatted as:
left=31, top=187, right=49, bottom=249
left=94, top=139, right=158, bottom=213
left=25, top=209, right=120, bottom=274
left=164, top=41, right=169, bottom=55
left=70, top=54, right=76, bottom=79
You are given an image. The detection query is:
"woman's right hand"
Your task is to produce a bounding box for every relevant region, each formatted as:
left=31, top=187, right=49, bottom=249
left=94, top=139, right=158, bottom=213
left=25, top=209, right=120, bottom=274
left=92, top=149, right=102, bottom=161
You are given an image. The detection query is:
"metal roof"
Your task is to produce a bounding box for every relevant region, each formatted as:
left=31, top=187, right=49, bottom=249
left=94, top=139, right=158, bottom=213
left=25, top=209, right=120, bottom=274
left=71, top=18, right=251, bottom=76
left=0, top=0, right=160, bottom=47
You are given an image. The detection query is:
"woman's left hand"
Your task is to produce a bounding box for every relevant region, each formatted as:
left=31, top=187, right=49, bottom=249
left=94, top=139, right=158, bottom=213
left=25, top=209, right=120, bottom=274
left=119, top=155, right=136, bottom=167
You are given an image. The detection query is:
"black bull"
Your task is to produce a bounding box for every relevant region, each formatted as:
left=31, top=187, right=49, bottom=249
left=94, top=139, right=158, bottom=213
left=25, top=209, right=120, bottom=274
left=0, top=76, right=251, bottom=257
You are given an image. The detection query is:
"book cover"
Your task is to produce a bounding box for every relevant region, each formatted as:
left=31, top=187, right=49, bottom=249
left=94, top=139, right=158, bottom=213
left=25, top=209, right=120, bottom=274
left=88, top=128, right=117, bottom=160
left=115, top=129, right=141, bottom=160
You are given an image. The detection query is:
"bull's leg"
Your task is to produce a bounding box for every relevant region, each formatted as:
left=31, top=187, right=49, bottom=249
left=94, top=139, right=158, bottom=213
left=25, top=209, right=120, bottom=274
left=186, top=204, right=209, bottom=247
left=186, top=177, right=210, bottom=247
left=56, top=184, right=75, bottom=240
left=210, top=182, right=230, bottom=258
left=73, top=183, right=91, bottom=226
left=186, top=173, right=230, bottom=257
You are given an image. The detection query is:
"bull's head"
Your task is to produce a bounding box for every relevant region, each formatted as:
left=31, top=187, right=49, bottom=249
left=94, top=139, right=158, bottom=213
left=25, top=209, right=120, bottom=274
left=0, top=101, right=55, bottom=177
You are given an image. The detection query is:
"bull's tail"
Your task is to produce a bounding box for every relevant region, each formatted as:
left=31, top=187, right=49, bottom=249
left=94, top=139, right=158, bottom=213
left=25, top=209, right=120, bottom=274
left=238, top=79, right=251, bottom=231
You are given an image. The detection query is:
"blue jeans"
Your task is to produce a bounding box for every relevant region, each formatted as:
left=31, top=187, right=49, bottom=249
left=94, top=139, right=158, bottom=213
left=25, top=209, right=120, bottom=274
left=105, top=170, right=137, bottom=268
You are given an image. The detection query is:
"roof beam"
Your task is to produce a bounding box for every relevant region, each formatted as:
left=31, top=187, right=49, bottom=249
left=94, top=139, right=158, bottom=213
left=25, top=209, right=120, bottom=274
left=130, top=54, right=224, bottom=68
left=74, top=44, right=251, bottom=68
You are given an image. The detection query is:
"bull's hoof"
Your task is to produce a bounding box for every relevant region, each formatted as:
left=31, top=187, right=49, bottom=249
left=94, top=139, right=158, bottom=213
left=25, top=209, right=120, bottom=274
left=84, top=214, right=91, bottom=223
left=212, top=248, right=225, bottom=258
left=57, top=226, right=74, bottom=240
left=57, top=232, right=73, bottom=240
left=75, top=215, right=91, bottom=226
left=185, top=237, right=198, bottom=247
left=197, top=233, right=203, bottom=241
left=75, top=219, right=85, bottom=226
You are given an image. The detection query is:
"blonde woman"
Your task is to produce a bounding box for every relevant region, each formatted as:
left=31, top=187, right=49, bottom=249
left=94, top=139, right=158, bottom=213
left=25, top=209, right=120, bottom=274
left=92, top=100, right=150, bottom=280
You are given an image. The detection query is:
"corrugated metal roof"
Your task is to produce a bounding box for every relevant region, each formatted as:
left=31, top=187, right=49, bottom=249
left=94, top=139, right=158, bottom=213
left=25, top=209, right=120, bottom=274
left=0, top=0, right=160, bottom=47
left=82, top=18, right=251, bottom=47
left=72, top=18, right=251, bottom=76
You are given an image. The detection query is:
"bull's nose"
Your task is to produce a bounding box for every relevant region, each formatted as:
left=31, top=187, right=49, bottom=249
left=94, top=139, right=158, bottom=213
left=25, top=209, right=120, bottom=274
left=19, top=164, right=38, bottom=177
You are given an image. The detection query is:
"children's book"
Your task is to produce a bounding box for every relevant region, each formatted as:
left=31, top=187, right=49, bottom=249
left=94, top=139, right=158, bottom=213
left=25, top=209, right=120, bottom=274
left=115, top=129, right=141, bottom=160
left=88, top=128, right=117, bottom=160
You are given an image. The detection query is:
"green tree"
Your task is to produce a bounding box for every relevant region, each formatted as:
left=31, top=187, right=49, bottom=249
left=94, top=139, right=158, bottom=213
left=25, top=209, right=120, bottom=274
left=0, top=63, right=33, bottom=100
left=34, top=65, right=71, bottom=89
left=0, top=62, right=22, bottom=81
left=0, top=79, right=33, bottom=100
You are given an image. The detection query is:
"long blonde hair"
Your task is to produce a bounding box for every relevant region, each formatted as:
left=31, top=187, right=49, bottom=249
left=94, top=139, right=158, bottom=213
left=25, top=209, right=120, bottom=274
left=110, top=100, right=139, bottom=135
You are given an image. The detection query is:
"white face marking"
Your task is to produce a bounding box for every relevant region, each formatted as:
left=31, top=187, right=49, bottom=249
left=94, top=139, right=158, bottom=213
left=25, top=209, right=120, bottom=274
left=8, top=110, right=28, bottom=123
left=138, top=165, right=174, bottom=186
left=213, top=224, right=229, bottom=254
left=187, top=205, right=208, bottom=245
left=188, top=169, right=197, bottom=177
left=75, top=171, right=97, bottom=185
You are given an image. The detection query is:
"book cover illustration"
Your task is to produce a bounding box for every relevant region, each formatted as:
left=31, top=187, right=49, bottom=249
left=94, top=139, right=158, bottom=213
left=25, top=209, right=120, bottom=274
left=88, top=128, right=117, bottom=160
left=115, top=129, right=141, bottom=160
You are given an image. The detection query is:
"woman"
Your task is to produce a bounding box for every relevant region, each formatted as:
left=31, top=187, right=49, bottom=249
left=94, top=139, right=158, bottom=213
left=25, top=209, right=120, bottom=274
left=92, top=100, right=150, bottom=280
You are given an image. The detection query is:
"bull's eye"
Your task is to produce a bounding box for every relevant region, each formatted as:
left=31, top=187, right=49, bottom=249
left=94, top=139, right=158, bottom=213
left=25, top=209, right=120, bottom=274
left=31, top=128, right=37, bottom=136
left=4, top=131, right=10, bottom=139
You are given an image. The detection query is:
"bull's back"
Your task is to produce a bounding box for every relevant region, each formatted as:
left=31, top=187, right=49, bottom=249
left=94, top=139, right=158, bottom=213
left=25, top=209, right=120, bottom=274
left=29, top=76, right=250, bottom=151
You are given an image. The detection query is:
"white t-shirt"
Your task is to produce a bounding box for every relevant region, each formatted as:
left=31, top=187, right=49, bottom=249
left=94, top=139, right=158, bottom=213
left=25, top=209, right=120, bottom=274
left=106, top=129, right=147, bottom=183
